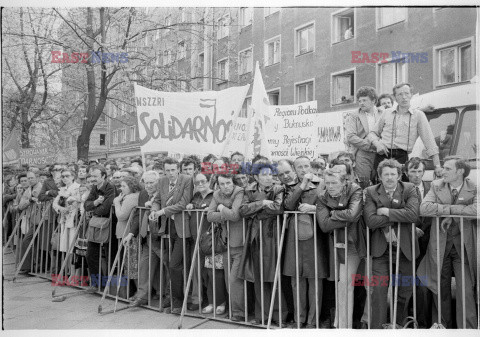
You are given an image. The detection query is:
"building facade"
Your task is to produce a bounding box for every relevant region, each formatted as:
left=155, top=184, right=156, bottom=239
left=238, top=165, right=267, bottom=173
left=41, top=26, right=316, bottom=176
left=101, top=7, right=477, bottom=162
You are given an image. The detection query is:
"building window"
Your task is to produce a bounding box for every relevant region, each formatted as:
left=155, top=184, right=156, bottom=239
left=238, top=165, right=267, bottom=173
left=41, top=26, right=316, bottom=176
left=264, top=7, right=280, bottom=17
left=377, top=59, right=407, bottom=94
left=99, top=113, right=106, bottom=122
left=332, top=70, right=355, bottom=105
left=295, top=81, right=314, bottom=104
left=178, top=41, right=186, bottom=60
left=295, top=23, right=314, bottom=56
left=267, top=90, right=280, bottom=105
left=217, top=58, right=229, bottom=82
left=121, top=129, right=126, bottom=144
left=239, top=7, right=253, bottom=27
left=265, top=36, right=280, bottom=66
left=112, top=131, right=118, bottom=145
left=435, top=40, right=473, bottom=87
left=130, top=126, right=136, bottom=142
left=121, top=102, right=126, bottom=116
left=332, top=8, right=354, bottom=43
left=238, top=48, right=253, bottom=75
left=165, top=15, right=172, bottom=27
left=377, top=8, right=406, bottom=28
left=217, top=15, right=230, bottom=39
left=240, top=97, right=251, bottom=118
left=99, top=134, right=106, bottom=146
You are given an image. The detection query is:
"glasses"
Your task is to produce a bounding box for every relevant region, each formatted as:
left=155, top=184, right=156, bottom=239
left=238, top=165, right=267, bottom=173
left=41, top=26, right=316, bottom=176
left=53, top=168, right=62, bottom=171
left=61, top=174, right=71, bottom=178
left=194, top=180, right=208, bottom=186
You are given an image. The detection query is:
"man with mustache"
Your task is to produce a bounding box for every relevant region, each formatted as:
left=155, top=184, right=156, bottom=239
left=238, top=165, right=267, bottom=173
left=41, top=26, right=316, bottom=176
left=363, top=158, right=419, bottom=328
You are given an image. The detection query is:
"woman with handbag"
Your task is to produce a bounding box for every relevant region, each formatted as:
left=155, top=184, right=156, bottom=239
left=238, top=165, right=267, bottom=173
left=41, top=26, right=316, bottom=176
left=238, top=162, right=287, bottom=326
left=186, top=173, right=225, bottom=314
left=113, top=176, right=141, bottom=293
left=52, top=169, right=81, bottom=276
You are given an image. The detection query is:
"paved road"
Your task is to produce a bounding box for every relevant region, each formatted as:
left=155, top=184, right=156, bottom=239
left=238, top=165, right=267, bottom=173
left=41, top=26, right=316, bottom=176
left=2, top=252, right=249, bottom=330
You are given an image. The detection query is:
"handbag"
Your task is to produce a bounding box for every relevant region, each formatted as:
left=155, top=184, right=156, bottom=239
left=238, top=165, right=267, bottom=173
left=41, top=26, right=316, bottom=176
left=296, top=213, right=314, bottom=240
left=200, top=223, right=227, bottom=256
left=74, top=238, right=88, bottom=257
left=86, top=216, right=110, bottom=244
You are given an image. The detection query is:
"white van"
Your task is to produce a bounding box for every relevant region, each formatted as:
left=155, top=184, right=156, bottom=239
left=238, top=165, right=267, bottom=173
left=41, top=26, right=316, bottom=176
left=409, top=80, right=478, bottom=183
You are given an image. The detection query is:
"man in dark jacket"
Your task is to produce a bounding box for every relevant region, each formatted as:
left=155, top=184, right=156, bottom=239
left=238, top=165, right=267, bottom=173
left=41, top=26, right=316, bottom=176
left=283, top=156, right=328, bottom=328
left=364, top=158, right=419, bottom=328
left=239, top=162, right=287, bottom=326
left=316, top=168, right=363, bottom=328
left=38, top=163, right=62, bottom=202
left=85, top=166, right=116, bottom=292
left=129, top=171, right=165, bottom=307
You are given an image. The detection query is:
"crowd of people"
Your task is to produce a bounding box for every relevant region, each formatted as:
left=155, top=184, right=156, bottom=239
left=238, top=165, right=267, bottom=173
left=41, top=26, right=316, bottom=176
left=2, top=83, right=477, bottom=329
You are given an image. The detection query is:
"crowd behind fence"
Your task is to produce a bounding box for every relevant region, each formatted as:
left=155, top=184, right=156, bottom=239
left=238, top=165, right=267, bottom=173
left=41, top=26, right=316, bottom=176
left=4, top=197, right=479, bottom=329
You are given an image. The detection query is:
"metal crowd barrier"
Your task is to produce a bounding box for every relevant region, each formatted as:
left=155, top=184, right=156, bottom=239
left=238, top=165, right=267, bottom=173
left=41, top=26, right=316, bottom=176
left=4, top=200, right=479, bottom=330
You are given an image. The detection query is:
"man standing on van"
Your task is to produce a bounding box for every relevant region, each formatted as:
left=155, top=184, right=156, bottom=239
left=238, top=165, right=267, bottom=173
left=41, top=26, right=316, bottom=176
left=368, top=83, right=442, bottom=180
left=345, top=86, right=382, bottom=183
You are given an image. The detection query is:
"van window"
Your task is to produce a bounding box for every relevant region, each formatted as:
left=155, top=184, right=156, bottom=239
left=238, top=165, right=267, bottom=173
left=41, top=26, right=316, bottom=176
left=455, top=108, right=478, bottom=161
left=427, top=110, right=458, bottom=161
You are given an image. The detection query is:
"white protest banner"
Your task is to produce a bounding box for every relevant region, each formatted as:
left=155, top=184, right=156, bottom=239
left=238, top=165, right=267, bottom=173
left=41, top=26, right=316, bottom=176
left=265, top=101, right=319, bottom=159
left=315, top=110, right=350, bottom=155
left=134, top=83, right=250, bottom=157
left=265, top=103, right=350, bottom=160
left=19, top=147, right=58, bottom=166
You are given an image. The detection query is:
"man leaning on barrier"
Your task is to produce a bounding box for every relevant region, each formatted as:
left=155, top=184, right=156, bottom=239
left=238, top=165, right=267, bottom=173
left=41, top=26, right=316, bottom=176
left=149, top=157, right=193, bottom=314
left=417, top=156, right=478, bottom=328
left=84, top=166, right=116, bottom=292
left=316, top=168, right=364, bottom=328
left=283, top=156, right=329, bottom=328
left=18, top=170, right=43, bottom=274
left=128, top=170, right=165, bottom=307
left=363, top=158, right=420, bottom=328
left=238, top=162, right=287, bottom=326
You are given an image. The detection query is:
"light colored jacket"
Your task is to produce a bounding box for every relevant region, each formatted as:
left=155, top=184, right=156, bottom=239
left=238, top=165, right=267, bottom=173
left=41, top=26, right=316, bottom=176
left=417, top=178, right=477, bottom=294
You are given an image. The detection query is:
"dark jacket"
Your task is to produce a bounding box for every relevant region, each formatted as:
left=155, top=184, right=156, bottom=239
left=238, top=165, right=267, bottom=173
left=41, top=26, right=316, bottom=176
left=38, top=178, right=59, bottom=202
left=316, top=182, right=365, bottom=266
left=283, top=177, right=329, bottom=278
left=130, top=189, right=152, bottom=237
left=363, top=181, right=420, bottom=261
left=189, top=190, right=214, bottom=238
left=84, top=180, right=116, bottom=217
left=238, top=183, right=284, bottom=282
